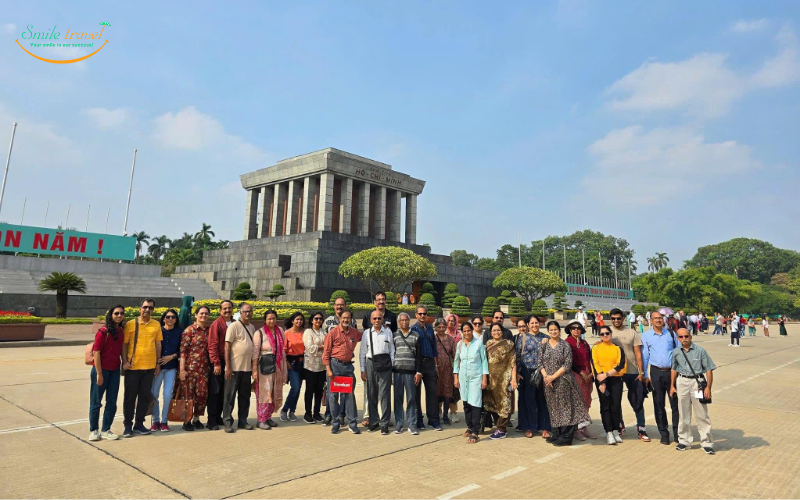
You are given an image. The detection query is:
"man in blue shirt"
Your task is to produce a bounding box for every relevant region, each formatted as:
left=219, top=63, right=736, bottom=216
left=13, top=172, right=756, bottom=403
left=410, top=305, right=442, bottom=431
left=641, top=311, right=680, bottom=445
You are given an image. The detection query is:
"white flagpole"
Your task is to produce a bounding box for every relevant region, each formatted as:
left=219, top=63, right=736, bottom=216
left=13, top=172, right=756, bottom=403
left=518, top=234, right=522, bottom=267
left=20, top=197, right=26, bottom=224
left=0, top=122, right=17, bottom=217
left=85, top=204, right=90, bottom=231
left=104, top=209, right=110, bottom=233
left=65, top=204, right=71, bottom=228
left=542, top=239, right=545, bottom=271
left=563, top=244, right=567, bottom=279
left=43, top=201, right=49, bottom=227
left=582, top=248, right=586, bottom=285
left=599, top=251, right=603, bottom=287
left=123, top=149, right=137, bottom=236
left=614, top=256, right=618, bottom=289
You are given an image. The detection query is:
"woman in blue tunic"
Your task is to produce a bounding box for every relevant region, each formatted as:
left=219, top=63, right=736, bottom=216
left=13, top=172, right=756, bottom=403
left=453, top=321, right=488, bottom=444
left=515, top=315, right=551, bottom=439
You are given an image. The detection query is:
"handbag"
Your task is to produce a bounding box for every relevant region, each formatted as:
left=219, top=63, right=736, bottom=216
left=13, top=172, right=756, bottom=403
left=258, top=328, right=276, bottom=375
left=167, top=382, right=194, bottom=423
left=85, top=328, right=108, bottom=365
left=369, top=328, right=392, bottom=372
left=526, top=335, right=543, bottom=388
left=121, top=320, right=139, bottom=377
left=680, top=348, right=711, bottom=404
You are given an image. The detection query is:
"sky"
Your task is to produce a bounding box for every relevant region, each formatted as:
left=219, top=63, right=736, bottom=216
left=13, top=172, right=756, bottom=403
left=1, top=1, right=798, bottom=270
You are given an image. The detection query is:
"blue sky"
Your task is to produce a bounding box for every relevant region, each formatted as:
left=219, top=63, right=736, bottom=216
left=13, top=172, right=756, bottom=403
left=1, top=1, right=798, bottom=269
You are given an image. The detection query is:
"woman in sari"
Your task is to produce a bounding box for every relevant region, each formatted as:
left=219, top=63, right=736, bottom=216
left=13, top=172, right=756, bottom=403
left=484, top=323, right=517, bottom=440
left=433, top=318, right=456, bottom=425
left=444, top=313, right=461, bottom=422
left=453, top=321, right=488, bottom=444
left=178, top=305, right=210, bottom=432
left=565, top=321, right=596, bottom=440
left=252, top=309, right=288, bottom=429
left=536, top=321, right=591, bottom=446
left=515, top=315, right=551, bottom=439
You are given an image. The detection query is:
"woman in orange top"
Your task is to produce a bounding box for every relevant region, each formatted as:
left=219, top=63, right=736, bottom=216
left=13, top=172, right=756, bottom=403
left=280, top=311, right=306, bottom=422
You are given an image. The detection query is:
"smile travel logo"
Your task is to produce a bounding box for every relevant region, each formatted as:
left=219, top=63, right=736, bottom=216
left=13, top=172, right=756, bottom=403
left=16, top=22, right=110, bottom=64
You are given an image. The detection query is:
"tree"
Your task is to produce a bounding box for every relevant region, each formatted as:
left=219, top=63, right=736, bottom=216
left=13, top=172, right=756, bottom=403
left=450, top=250, right=479, bottom=267
left=508, top=297, right=526, bottom=316
left=481, top=297, right=498, bottom=316
left=574, top=300, right=583, bottom=309
left=492, top=266, right=566, bottom=309
left=38, top=272, right=87, bottom=318
left=195, top=223, right=215, bottom=244
left=552, top=292, right=567, bottom=311
left=654, top=252, right=669, bottom=271
left=148, top=235, right=171, bottom=262
left=647, top=257, right=657, bottom=272
left=232, top=282, right=256, bottom=300
left=133, top=231, right=150, bottom=259
left=265, top=284, right=286, bottom=301
left=685, top=238, right=800, bottom=284
left=442, top=283, right=459, bottom=308
left=338, top=246, right=437, bottom=297
left=634, top=267, right=759, bottom=313
left=451, top=295, right=472, bottom=317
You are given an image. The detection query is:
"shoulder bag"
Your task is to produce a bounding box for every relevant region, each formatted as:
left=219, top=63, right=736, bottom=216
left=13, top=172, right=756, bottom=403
left=257, top=326, right=276, bottom=375
left=680, top=348, right=711, bottom=404
left=85, top=328, right=108, bottom=366
left=529, top=335, right=543, bottom=388
left=370, top=328, right=393, bottom=372
left=167, top=382, right=194, bottom=423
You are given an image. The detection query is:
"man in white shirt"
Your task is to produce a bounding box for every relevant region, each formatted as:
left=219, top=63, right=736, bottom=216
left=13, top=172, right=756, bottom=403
left=360, top=310, right=395, bottom=435
left=627, top=310, right=636, bottom=328
left=575, top=307, right=588, bottom=328
left=730, top=312, right=740, bottom=347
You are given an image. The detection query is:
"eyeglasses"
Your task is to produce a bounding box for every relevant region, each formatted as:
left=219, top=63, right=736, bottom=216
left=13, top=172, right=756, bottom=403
left=599, top=332, right=612, bottom=337
left=141, top=306, right=154, bottom=310
left=241, top=310, right=253, bottom=314
left=372, top=316, right=384, bottom=321
left=677, top=335, right=690, bottom=339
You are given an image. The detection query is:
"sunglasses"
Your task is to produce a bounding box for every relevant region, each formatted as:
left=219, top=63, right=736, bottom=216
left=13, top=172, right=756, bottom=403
left=141, top=306, right=154, bottom=310
left=164, top=315, right=176, bottom=319
left=569, top=326, right=582, bottom=331
left=599, top=332, right=612, bottom=337
left=415, top=312, right=426, bottom=316
left=677, top=335, right=690, bottom=339
left=472, top=321, right=483, bottom=326
left=611, top=317, right=624, bottom=321
left=113, top=312, right=125, bottom=316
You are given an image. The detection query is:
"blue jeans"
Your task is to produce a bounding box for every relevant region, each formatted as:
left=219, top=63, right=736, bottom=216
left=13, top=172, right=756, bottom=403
left=327, top=359, right=357, bottom=424
left=89, top=367, right=120, bottom=432
left=150, top=368, right=177, bottom=423
left=712, top=325, right=721, bottom=335
left=282, top=362, right=303, bottom=413
left=393, top=372, right=418, bottom=430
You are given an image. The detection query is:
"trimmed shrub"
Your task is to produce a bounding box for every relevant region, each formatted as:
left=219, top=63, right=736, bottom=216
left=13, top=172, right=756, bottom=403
left=419, top=293, right=436, bottom=306
left=531, top=299, right=549, bottom=317
left=385, top=291, right=398, bottom=304
left=232, top=282, right=256, bottom=300
left=442, top=283, right=459, bottom=308
left=329, top=290, right=351, bottom=306
left=481, top=297, right=498, bottom=316
left=633, top=304, right=646, bottom=316
left=574, top=300, right=583, bottom=309
left=451, top=295, right=472, bottom=317
left=497, top=290, right=513, bottom=305
left=265, top=284, right=286, bottom=300
left=509, top=297, right=526, bottom=316
left=421, top=282, right=437, bottom=296
left=552, top=292, right=567, bottom=311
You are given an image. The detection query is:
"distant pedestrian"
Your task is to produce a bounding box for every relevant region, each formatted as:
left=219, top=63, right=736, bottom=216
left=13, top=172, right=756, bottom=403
left=762, top=316, right=770, bottom=337
left=88, top=305, right=126, bottom=442
left=150, top=308, right=181, bottom=432
left=402, top=293, right=409, bottom=305
left=779, top=315, right=788, bottom=336
left=177, top=295, right=194, bottom=333
left=712, top=312, right=723, bottom=336
left=670, top=328, right=716, bottom=455
left=729, top=312, right=740, bottom=347
left=747, top=317, right=756, bottom=337
left=121, top=299, right=162, bottom=437
left=575, top=307, right=588, bottom=329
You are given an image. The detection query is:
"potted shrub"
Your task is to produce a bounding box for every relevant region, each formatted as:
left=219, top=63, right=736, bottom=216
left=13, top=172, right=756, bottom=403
left=441, top=283, right=459, bottom=316
left=508, top=298, right=526, bottom=324
left=482, top=297, right=498, bottom=324
left=0, top=311, right=46, bottom=341
left=498, top=290, right=513, bottom=314
left=552, top=292, right=568, bottom=320
left=418, top=292, right=438, bottom=324
left=451, top=295, right=472, bottom=323
left=532, top=299, right=549, bottom=323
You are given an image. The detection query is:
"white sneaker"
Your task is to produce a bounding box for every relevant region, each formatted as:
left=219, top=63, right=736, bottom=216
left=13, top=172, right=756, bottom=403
left=728, top=344, right=733, bottom=346
left=735, top=345, right=740, bottom=347
left=88, top=430, right=100, bottom=442
left=101, top=430, right=120, bottom=441
left=606, top=432, right=616, bottom=445
left=451, top=414, right=460, bottom=423
left=612, top=430, right=623, bottom=443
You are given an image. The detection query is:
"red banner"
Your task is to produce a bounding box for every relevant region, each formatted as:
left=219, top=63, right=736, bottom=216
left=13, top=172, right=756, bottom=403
left=330, top=376, right=354, bottom=393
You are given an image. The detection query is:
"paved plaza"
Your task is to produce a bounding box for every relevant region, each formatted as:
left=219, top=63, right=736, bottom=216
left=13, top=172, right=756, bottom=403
left=1, top=325, right=799, bottom=499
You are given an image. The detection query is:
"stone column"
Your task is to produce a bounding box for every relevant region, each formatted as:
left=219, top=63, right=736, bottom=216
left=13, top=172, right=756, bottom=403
left=318, top=172, right=334, bottom=231
left=285, top=179, right=301, bottom=235
left=405, top=193, right=417, bottom=245
left=300, top=176, right=317, bottom=233
left=257, top=185, right=273, bottom=239
left=270, top=182, right=287, bottom=237
left=243, top=189, right=259, bottom=240
left=373, top=185, right=386, bottom=239
left=357, top=182, right=370, bottom=237
left=387, top=189, right=402, bottom=241
left=339, top=177, right=353, bottom=235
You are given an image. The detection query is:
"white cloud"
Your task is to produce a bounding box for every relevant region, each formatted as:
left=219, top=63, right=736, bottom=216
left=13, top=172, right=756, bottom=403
left=584, top=126, right=762, bottom=204
left=152, top=106, right=270, bottom=164
left=606, top=53, right=745, bottom=118
left=2, top=23, right=16, bottom=35
left=83, top=107, right=131, bottom=129
left=751, top=26, right=800, bottom=88
left=0, top=102, right=82, bottom=171
left=731, top=19, right=769, bottom=33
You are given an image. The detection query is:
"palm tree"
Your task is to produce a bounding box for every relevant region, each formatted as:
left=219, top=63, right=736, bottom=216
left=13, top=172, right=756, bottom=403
left=654, top=252, right=669, bottom=271
left=647, top=257, right=657, bottom=272
left=148, top=235, right=171, bottom=262
left=195, top=223, right=215, bottom=243
left=38, top=272, right=87, bottom=318
left=133, top=231, right=150, bottom=259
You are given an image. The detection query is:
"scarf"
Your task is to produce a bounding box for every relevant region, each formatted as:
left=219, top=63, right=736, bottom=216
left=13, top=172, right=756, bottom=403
left=263, top=324, right=284, bottom=369
left=445, top=314, right=461, bottom=343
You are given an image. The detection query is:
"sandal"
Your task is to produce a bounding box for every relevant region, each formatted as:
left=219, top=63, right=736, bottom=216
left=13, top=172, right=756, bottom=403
left=525, top=430, right=534, bottom=438
left=462, top=430, right=471, bottom=438
left=542, top=430, right=550, bottom=439
left=467, top=434, right=478, bottom=444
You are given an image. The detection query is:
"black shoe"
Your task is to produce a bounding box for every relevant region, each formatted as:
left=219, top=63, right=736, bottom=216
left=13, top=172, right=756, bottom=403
left=339, top=416, right=346, bottom=426
left=702, top=446, right=715, bottom=455
left=349, top=423, right=361, bottom=434
left=660, top=435, right=671, bottom=445
left=368, top=424, right=379, bottom=432
left=208, top=425, right=220, bottom=431
left=266, top=419, right=278, bottom=428
left=323, top=415, right=332, bottom=426
left=182, top=422, right=194, bottom=432
left=303, top=414, right=315, bottom=424
left=238, top=422, right=255, bottom=430
left=193, top=420, right=205, bottom=430
left=224, top=425, right=235, bottom=433
left=380, top=426, right=390, bottom=435
left=313, top=414, right=324, bottom=423
left=676, top=443, right=688, bottom=451
left=443, top=416, right=451, bottom=425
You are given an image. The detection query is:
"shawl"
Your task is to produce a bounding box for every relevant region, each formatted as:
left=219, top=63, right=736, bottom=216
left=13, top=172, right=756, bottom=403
left=483, top=338, right=516, bottom=417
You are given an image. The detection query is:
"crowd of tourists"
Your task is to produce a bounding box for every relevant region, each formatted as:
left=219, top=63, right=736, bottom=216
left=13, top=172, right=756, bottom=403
left=88, top=294, right=720, bottom=454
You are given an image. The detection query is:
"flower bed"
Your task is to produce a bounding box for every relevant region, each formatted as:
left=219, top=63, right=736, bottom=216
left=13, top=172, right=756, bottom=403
left=0, top=311, right=45, bottom=341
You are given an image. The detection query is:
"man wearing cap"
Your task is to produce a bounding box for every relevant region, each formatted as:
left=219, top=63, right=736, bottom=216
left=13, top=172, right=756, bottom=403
left=670, top=328, right=716, bottom=455
left=607, top=308, right=650, bottom=442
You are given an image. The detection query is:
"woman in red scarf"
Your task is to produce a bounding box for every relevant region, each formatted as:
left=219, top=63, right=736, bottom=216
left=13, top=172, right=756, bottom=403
left=252, top=310, right=288, bottom=429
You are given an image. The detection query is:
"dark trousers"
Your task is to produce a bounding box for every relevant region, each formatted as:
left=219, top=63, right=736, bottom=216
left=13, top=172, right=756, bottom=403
left=731, top=330, right=740, bottom=345
left=303, top=369, right=326, bottom=417
left=650, top=366, right=679, bottom=440
left=223, top=371, right=251, bottom=427
left=517, top=365, right=551, bottom=432
left=207, top=363, right=225, bottom=427
left=620, top=373, right=646, bottom=428
left=415, top=358, right=439, bottom=426
left=327, top=359, right=357, bottom=424
left=464, top=402, right=482, bottom=435
left=550, top=425, right=576, bottom=445
left=123, top=369, right=154, bottom=428
left=366, top=359, right=392, bottom=427
left=90, top=367, right=120, bottom=432
left=598, top=377, right=623, bottom=432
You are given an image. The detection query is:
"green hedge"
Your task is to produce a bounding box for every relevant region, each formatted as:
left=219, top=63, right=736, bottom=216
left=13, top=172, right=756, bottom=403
left=41, top=318, right=94, bottom=325
left=0, top=316, right=43, bottom=324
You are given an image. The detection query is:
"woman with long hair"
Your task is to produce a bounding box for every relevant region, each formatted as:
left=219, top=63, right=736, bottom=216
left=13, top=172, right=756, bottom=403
left=280, top=311, right=306, bottom=422
left=88, top=305, right=126, bottom=441
left=150, top=308, right=181, bottom=432
left=178, top=305, right=211, bottom=431
left=302, top=312, right=327, bottom=423
left=433, top=318, right=456, bottom=425
left=565, top=320, right=596, bottom=440
left=252, top=310, right=288, bottom=429
left=444, top=314, right=461, bottom=422
left=591, top=325, right=627, bottom=445
left=516, top=315, right=551, bottom=439
left=484, top=322, right=517, bottom=440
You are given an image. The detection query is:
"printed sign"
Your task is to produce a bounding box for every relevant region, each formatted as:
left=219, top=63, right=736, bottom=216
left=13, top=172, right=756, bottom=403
left=566, top=283, right=634, bottom=300
left=330, top=376, right=354, bottom=394
left=0, top=223, right=135, bottom=261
